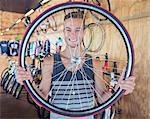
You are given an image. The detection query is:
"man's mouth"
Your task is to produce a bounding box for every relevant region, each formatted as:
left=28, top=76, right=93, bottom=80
left=69, top=38, right=77, bottom=42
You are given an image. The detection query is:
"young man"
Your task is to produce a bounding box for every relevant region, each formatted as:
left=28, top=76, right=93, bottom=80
left=17, top=10, right=135, bottom=119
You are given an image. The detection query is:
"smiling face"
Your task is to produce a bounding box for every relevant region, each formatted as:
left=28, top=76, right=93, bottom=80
left=64, top=18, right=84, bottom=48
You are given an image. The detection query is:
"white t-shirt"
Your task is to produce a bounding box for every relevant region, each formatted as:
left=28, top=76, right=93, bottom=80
left=9, top=40, right=19, bottom=56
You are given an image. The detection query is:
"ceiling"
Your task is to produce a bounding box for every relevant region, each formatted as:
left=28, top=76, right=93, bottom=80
left=0, top=0, right=146, bottom=14
left=0, top=0, right=41, bottom=14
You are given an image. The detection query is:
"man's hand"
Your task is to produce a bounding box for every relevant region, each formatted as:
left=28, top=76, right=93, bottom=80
left=16, top=66, right=33, bottom=85
left=118, top=69, right=136, bottom=95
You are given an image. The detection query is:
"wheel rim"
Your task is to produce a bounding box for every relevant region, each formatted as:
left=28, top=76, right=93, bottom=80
left=19, top=2, right=134, bottom=117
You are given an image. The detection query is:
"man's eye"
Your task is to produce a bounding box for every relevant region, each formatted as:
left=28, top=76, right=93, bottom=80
left=75, top=29, right=80, bottom=32
left=66, top=29, right=71, bottom=32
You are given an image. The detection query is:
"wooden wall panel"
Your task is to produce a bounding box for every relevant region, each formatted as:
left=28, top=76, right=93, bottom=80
left=110, top=0, right=150, bottom=119
left=0, top=11, right=25, bottom=39
left=114, top=17, right=150, bottom=119
left=0, top=11, right=25, bottom=75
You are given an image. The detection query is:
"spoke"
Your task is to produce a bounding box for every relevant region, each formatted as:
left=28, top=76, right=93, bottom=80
left=81, top=66, right=113, bottom=104
left=79, top=67, right=104, bottom=103
left=50, top=64, right=74, bottom=103
left=80, top=48, right=104, bottom=60
left=73, top=9, right=87, bottom=58
left=82, top=60, right=110, bottom=85
left=74, top=69, right=83, bottom=110
left=68, top=46, right=73, bottom=60
left=51, top=71, right=68, bottom=103
left=40, top=32, right=73, bottom=60
left=61, top=68, right=76, bottom=101
left=51, top=69, right=69, bottom=103
left=65, top=65, right=79, bottom=110
left=81, top=52, right=127, bottom=66
left=82, top=54, right=127, bottom=66
left=78, top=68, right=98, bottom=107
left=81, top=61, right=118, bottom=93
left=79, top=65, right=94, bottom=107
left=27, top=60, right=62, bottom=74
left=80, top=60, right=123, bottom=79
left=52, top=62, right=63, bottom=70
left=49, top=68, right=67, bottom=84
left=64, top=73, right=75, bottom=110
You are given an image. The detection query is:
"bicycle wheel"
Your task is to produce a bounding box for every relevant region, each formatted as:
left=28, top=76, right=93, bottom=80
left=1, top=68, right=8, bottom=80
left=19, top=2, right=134, bottom=117
left=12, top=82, right=19, bottom=96
left=15, top=85, right=24, bottom=99
left=3, top=74, right=14, bottom=90
left=7, top=75, right=16, bottom=93
left=1, top=69, right=9, bottom=86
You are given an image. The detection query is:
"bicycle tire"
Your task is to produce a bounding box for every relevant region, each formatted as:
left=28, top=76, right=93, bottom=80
left=1, top=70, right=9, bottom=86
left=19, top=2, right=134, bottom=117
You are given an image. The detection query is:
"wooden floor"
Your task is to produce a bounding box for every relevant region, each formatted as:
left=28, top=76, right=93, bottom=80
left=0, top=86, right=38, bottom=119
left=114, top=95, right=149, bottom=119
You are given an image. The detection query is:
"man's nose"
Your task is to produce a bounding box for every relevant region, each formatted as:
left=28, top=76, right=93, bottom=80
left=70, top=31, right=76, bottom=40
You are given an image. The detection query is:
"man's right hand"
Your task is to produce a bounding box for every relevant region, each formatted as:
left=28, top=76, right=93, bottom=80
left=16, top=66, right=33, bottom=85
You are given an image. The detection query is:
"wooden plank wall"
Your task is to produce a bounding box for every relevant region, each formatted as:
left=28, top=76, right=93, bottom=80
left=109, top=0, right=150, bottom=119
left=0, top=0, right=149, bottom=119
left=0, top=11, right=25, bottom=75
